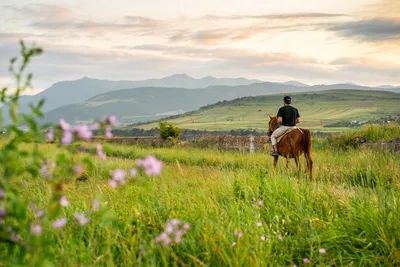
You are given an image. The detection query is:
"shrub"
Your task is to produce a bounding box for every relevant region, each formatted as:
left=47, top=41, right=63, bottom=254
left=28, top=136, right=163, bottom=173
left=159, top=121, right=181, bottom=141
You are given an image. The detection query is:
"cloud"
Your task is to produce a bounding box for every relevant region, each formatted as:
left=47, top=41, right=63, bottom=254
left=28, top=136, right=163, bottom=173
left=328, top=18, right=400, bottom=41
left=360, top=0, right=400, bottom=19
left=330, top=57, right=400, bottom=77
left=4, top=4, right=71, bottom=20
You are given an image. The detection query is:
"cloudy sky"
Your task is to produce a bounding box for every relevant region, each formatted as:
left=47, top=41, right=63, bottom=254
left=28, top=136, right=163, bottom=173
left=0, top=0, right=399, bottom=93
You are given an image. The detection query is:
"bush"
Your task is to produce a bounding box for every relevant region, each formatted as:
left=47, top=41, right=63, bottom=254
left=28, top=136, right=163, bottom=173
left=159, top=121, right=181, bottom=141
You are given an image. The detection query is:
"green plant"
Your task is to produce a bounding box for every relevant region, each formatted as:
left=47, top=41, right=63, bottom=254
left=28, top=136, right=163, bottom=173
left=159, top=121, right=181, bottom=142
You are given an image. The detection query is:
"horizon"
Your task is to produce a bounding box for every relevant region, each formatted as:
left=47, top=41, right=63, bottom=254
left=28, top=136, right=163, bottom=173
left=1, top=0, right=399, bottom=93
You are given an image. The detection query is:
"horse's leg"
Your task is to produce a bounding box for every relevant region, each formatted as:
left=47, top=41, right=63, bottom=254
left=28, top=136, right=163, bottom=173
left=294, top=156, right=300, bottom=176
left=273, top=156, right=279, bottom=170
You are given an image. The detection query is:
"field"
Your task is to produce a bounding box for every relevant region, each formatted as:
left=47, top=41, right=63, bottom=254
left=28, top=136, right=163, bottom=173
left=135, top=89, right=400, bottom=132
left=3, top=132, right=400, bottom=266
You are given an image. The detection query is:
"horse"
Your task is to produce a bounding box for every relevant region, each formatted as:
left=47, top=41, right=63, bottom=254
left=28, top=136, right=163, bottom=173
left=266, top=115, right=313, bottom=180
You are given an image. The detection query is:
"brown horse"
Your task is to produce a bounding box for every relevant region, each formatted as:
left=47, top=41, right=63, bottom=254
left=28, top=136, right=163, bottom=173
left=267, top=115, right=313, bottom=180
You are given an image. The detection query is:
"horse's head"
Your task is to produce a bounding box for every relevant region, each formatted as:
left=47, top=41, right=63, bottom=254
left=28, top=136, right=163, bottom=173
left=267, top=115, right=279, bottom=136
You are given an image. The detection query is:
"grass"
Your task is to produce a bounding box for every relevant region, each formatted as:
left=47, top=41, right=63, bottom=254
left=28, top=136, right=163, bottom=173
left=3, top=139, right=400, bottom=266
left=134, top=89, right=400, bottom=132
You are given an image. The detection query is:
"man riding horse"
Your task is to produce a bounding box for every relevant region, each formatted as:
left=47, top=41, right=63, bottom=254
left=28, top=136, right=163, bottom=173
left=270, top=95, right=300, bottom=156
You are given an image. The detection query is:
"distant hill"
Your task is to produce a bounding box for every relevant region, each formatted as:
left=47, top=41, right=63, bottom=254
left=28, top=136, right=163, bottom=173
left=41, top=82, right=399, bottom=126
left=2, top=74, right=263, bottom=122
left=131, top=89, right=400, bottom=132
left=283, top=81, right=310, bottom=87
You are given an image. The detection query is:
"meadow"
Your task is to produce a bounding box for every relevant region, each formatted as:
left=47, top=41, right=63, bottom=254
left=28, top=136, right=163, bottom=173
left=136, top=90, right=400, bottom=132
left=2, top=134, right=399, bottom=266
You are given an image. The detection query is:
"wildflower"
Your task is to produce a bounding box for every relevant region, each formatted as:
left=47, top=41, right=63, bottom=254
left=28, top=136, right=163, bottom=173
left=232, top=242, right=236, bottom=247
left=319, top=248, right=326, bottom=254
left=60, top=119, right=70, bottom=131
left=61, top=130, right=73, bottom=145
left=183, top=223, right=190, bottom=230
left=90, top=122, right=99, bottom=130
left=303, top=258, right=310, bottom=264
left=112, top=169, right=126, bottom=182
left=0, top=208, right=6, bottom=218
left=108, top=115, right=118, bottom=126
left=278, top=234, right=283, bottom=241
left=74, top=212, right=89, bottom=226
left=261, top=236, right=266, bottom=241
left=39, top=163, right=51, bottom=177
left=155, top=232, right=171, bottom=246
left=10, top=231, right=20, bottom=243
left=257, top=222, right=262, bottom=227
left=35, top=209, right=45, bottom=218
left=105, top=126, right=113, bottom=138
left=46, top=128, right=54, bottom=142
left=238, top=232, right=243, bottom=238
left=96, top=143, right=106, bottom=159
left=258, top=200, right=263, bottom=206
left=0, top=189, right=4, bottom=198
left=108, top=179, right=117, bottom=188
left=92, top=199, right=99, bottom=211
left=74, top=124, right=92, bottom=141
left=31, top=224, right=42, bottom=236
left=136, top=155, right=162, bottom=176
left=60, top=196, right=70, bottom=207
left=130, top=168, right=137, bottom=177
left=73, top=165, right=82, bottom=174
left=52, top=218, right=67, bottom=229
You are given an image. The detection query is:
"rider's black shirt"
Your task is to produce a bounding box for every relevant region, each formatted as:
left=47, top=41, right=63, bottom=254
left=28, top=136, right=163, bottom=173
left=277, top=106, right=300, bottom=126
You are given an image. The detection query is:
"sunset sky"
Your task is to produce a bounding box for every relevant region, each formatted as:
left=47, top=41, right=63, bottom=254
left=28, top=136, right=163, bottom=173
left=0, top=0, right=399, bottom=93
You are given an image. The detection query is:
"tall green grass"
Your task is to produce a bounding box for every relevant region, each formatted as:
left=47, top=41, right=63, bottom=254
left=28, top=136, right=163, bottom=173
left=2, top=142, right=399, bottom=266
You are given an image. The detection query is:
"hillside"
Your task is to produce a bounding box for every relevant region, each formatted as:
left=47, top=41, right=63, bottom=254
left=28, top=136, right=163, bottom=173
left=2, top=74, right=262, bottom=122
left=133, top=90, right=400, bottom=132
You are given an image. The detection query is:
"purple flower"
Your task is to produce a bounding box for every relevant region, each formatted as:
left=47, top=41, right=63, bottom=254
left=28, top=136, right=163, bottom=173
left=136, top=156, right=162, bottom=176
left=31, top=224, right=42, bottom=236
left=108, top=179, right=117, bottom=188
left=73, top=165, right=82, bottom=174
left=155, top=232, right=171, bottom=246
left=238, top=232, right=243, bottom=238
left=319, top=248, right=326, bottom=254
left=278, top=234, right=283, bottom=241
left=61, top=130, right=73, bottom=145
left=0, top=189, right=4, bottom=198
left=130, top=168, right=137, bottom=177
left=79, top=145, right=88, bottom=151
left=35, top=209, right=45, bottom=218
left=96, top=143, right=106, bottom=159
left=105, top=126, right=113, bottom=138
left=90, top=123, right=99, bottom=130
left=52, top=218, right=67, bottom=229
left=258, top=200, right=263, bottom=206
left=0, top=208, right=6, bottom=218
left=39, top=163, right=50, bottom=177
left=257, top=222, right=262, bottom=227
left=74, top=212, right=89, bottom=226
left=108, top=115, right=118, bottom=126
left=183, top=223, right=190, bottom=230
left=93, top=199, right=99, bottom=211
left=60, top=119, right=70, bottom=131
left=60, top=196, right=70, bottom=207
left=74, top=124, right=92, bottom=141
left=112, top=169, right=126, bottom=181
left=303, top=258, right=310, bottom=264
left=46, top=128, right=54, bottom=142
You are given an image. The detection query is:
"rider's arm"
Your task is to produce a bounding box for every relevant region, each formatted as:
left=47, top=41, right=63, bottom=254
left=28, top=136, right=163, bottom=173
left=277, top=116, right=282, bottom=125
left=296, top=117, right=300, bottom=124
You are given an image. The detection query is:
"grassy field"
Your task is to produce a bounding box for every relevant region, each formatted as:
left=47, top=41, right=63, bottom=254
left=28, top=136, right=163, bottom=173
left=4, top=134, right=400, bottom=266
left=135, top=89, right=400, bottom=132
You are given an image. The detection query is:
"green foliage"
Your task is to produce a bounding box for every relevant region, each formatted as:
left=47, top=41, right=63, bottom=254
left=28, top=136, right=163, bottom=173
left=159, top=121, right=181, bottom=141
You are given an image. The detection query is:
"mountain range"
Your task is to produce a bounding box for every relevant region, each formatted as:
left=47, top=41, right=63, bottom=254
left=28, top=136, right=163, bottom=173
left=2, top=74, right=399, bottom=125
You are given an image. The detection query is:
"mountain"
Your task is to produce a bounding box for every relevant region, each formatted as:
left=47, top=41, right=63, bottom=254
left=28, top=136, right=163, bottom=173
left=41, top=82, right=398, bottom=125
left=283, top=81, right=310, bottom=87
left=4, top=75, right=263, bottom=115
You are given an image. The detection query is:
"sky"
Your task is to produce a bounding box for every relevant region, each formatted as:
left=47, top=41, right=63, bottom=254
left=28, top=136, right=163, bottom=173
left=0, top=0, right=399, bottom=93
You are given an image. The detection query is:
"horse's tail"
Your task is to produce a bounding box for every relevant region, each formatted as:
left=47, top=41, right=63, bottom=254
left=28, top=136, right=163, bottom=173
left=303, top=129, right=313, bottom=180
left=303, top=129, right=311, bottom=156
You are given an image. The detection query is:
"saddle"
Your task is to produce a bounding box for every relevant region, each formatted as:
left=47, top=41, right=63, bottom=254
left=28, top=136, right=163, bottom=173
left=276, top=127, right=303, bottom=143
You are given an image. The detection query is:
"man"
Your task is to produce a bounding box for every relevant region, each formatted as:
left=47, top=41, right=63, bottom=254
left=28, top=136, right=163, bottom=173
left=270, top=95, right=300, bottom=156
